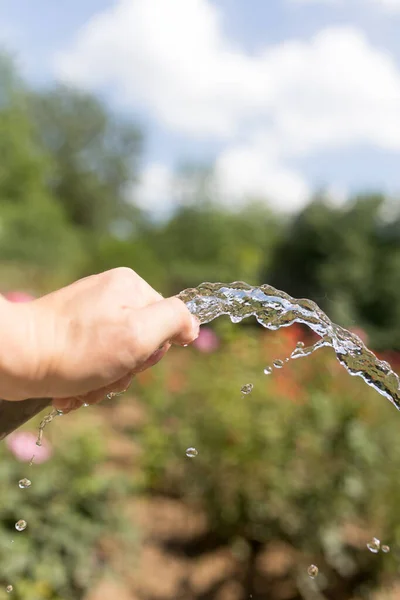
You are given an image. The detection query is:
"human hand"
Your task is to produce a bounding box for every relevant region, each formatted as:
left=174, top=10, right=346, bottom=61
left=0, top=268, right=199, bottom=411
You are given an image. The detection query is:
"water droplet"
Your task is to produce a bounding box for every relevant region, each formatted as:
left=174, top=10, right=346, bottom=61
left=6, top=585, right=13, bottom=593
left=15, top=520, right=27, bottom=532
left=307, top=564, right=318, bottom=579
left=382, top=545, right=390, bottom=553
left=29, top=455, right=35, bottom=466
left=56, top=409, right=64, bottom=416
left=264, top=366, right=273, bottom=375
left=186, top=447, right=198, bottom=458
left=296, top=341, right=305, bottom=349
left=273, top=360, right=284, bottom=369
left=241, top=383, right=254, bottom=395
left=18, top=478, right=31, bottom=489
left=83, top=403, right=90, bottom=407
left=182, top=343, right=188, bottom=347
left=367, top=537, right=380, bottom=553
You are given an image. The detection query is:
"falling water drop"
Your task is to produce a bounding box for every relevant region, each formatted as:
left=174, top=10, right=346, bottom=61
left=367, top=537, right=380, bottom=553
left=382, top=545, right=390, bottom=553
left=307, top=564, right=319, bottom=579
left=273, top=360, right=284, bottom=369
left=15, top=520, right=27, bottom=532
left=296, top=341, right=305, bottom=349
left=18, top=478, right=31, bottom=489
left=186, top=447, right=198, bottom=458
left=83, top=403, right=90, bottom=407
left=241, top=383, right=254, bottom=395
left=263, top=366, right=273, bottom=375
left=6, top=585, right=13, bottom=593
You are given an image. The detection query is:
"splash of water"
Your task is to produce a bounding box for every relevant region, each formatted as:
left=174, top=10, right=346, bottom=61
left=178, top=282, right=400, bottom=410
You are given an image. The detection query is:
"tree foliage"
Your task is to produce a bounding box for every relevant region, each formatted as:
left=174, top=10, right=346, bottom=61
left=29, top=85, right=142, bottom=234
left=266, top=195, right=400, bottom=350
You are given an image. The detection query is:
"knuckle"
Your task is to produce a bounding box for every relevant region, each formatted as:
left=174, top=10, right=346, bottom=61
left=109, top=267, right=136, bottom=286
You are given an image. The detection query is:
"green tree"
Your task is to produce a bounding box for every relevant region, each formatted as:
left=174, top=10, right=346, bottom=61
left=29, top=85, right=143, bottom=235
left=265, top=194, right=400, bottom=349
left=0, top=55, right=85, bottom=290
left=146, top=199, right=281, bottom=296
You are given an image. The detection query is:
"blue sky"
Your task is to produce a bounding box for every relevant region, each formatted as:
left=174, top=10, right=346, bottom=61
left=1, top=0, right=400, bottom=213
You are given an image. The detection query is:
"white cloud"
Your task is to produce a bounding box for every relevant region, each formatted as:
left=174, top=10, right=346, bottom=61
left=289, top=0, right=339, bottom=4
left=290, top=0, right=400, bottom=10
left=214, top=138, right=311, bottom=211
left=373, top=0, right=400, bottom=11
left=56, top=0, right=265, bottom=139
left=55, top=0, right=400, bottom=213
left=134, top=164, right=176, bottom=214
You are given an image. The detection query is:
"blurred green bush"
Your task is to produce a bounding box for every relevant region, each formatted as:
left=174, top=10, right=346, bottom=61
left=135, top=322, right=400, bottom=597
left=0, top=423, right=135, bottom=600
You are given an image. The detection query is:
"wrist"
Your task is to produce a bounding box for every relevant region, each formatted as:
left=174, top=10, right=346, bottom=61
left=0, top=296, right=44, bottom=400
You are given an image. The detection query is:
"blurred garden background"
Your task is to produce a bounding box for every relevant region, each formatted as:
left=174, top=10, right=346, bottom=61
left=1, top=3, right=400, bottom=597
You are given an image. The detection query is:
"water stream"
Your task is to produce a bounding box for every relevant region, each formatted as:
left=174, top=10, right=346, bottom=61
left=178, top=281, right=400, bottom=411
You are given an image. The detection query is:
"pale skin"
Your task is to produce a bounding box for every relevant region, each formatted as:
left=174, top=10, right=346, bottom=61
left=0, top=268, right=200, bottom=412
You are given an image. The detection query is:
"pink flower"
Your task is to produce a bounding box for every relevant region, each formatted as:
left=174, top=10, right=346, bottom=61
left=3, top=291, right=35, bottom=303
left=6, top=431, right=52, bottom=464
left=193, top=327, right=219, bottom=353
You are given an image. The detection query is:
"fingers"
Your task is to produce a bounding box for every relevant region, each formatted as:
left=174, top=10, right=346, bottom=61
left=134, top=342, right=171, bottom=372
left=52, top=397, right=83, bottom=414
left=82, top=371, right=134, bottom=406
left=51, top=340, right=170, bottom=413
left=52, top=371, right=134, bottom=412
left=131, top=297, right=199, bottom=358
left=51, top=340, right=172, bottom=414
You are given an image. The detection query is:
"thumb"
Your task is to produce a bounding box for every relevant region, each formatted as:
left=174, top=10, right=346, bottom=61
left=133, top=297, right=200, bottom=356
